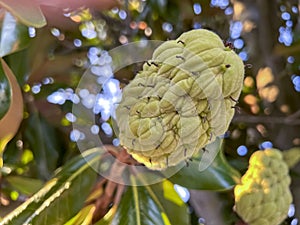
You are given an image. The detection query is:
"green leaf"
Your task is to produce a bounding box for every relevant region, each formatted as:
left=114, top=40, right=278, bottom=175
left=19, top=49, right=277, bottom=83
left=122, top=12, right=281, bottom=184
left=0, top=0, right=46, bottom=28
left=151, top=180, right=189, bottom=225
left=24, top=113, right=61, bottom=179
left=0, top=148, right=101, bottom=225
left=4, top=49, right=30, bottom=85
left=5, top=176, right=43, bottom=195
left=168, top=138, right=241, bottom=191
left=0, top=65, right=10, bottom=119
left=110, top=177, right=189, bottom=225
left=63, top=205, right=95, bottom=225
left=0, top=12, right=31, bottom=57
left=149, top=0, right=167, bottom=15
left=93, top=206, right=116, bottom=225
left=0, top=58, right=23, bottom=166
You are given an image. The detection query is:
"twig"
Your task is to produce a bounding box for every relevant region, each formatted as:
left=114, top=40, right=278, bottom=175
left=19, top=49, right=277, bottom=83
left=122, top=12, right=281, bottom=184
left=92, top=145, right=141, bottom=222
left=114, top=184, right=125, bottom=206
left=287, top=109, right=300, bottom=120
left=232, top=114, right=300, bottom=125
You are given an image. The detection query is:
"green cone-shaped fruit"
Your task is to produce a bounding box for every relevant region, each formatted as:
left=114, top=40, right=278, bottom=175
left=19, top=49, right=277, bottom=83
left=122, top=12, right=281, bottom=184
left=116, top=29, right=244, bottom=170
left=234, top=148, right=293, bottom=225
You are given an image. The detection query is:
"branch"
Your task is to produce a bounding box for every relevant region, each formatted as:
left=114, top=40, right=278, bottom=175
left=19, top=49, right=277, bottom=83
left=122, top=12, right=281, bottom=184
left=232, top=111, right=300, bottom=125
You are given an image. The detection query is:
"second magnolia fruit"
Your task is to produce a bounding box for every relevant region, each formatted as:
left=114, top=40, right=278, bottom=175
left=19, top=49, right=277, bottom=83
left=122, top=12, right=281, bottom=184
left=234, top=148, right=293, bottom=225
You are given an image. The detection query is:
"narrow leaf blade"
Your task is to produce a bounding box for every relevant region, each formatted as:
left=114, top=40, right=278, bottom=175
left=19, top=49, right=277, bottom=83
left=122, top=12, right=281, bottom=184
left=0, top=148, right=101, bottom=225
left=5, top=176, right=43, bottom=195
left=24, top=113, right=60, bottom=179
left=110, top=177, right=189, bottom=225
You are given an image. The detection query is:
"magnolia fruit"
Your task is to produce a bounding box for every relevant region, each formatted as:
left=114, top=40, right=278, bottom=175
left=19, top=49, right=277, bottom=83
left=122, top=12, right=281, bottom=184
left=116, top=29, right=244, bottom=170
left=234, top=149, right=293, bottom=225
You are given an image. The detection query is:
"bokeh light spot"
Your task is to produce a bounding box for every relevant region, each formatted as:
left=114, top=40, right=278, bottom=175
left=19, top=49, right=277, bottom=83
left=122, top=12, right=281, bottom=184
left=193, top=3, right=202, bottom=15
left=278, top=26, right=293, bottom=46
left=233, top=38, right=244, bottom=49
left=174, top=184, right=190, bottom=203
left=31, top=84, right=41, bottom=94
left=162, top=22, right=173, bottom=33
left=101, top=122, right=113, bottom=136
left=288, top=204, right=295, bottom=217
left=259, top=141, right=273, bottom=150
left=291, top=218, right=298, bottom=225
left=281, top=12, right=291, bottom=20
left=287, top=56, right=295, bottom=63
left=237, top=145, right=248, bottom=156
left=224, top=7, right=233, bottom=15
left=230, top=21, right=243, bottom=39
left=91, top=125, right=100, bottom=135
left=74, top=39, right=82, bottom=47
left=239, top=51, right=248, bottom=61
left=292, top=6, right=298, bottom=14
left=28, top=27, right=36, bottom=38
left=113, top=138, right=120, bottom=146
left=286, top=20, right=293, bottom=27
left=119, top=10, right=127, bottom=20
left=66, top=112, right=76, bottom=122
left=51, top=28, right=60, bottom=37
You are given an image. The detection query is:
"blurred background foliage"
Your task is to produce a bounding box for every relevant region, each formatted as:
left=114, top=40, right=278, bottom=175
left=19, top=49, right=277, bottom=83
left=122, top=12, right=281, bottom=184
left=0, top=0, right=300, bottom=224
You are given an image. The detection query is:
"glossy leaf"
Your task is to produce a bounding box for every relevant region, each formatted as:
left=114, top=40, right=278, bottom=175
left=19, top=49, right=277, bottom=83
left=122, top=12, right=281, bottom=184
left=0, top=12, right=31, bottom=57
left=0, top=66, right=10, bottom=119
left=150, top=179, right=189, bottom=225
left=94, top=206, right=117, bottom=225
left=63, top=205, right=95, bottom=225
left=110, top=177, right=189, bottom=225
left=0, top=148, right=101, bottom=225
left=168, top=138, right=241, bottom=191
left=0, top=0, right=46, bottom=28
left=4, top=49, right=30, bottom=85
left=0, top=58, right=23, bottom=166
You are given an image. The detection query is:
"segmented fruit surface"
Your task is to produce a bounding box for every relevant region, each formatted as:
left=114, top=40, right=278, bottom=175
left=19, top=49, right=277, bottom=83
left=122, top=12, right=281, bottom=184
left=234, top=148, right=293, bottom=225
left=116, top=29, right=244, bottom=170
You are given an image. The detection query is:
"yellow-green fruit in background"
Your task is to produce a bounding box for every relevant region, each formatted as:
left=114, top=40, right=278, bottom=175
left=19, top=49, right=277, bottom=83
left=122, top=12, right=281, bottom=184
left=116, top=29, right=244, bottom=170
left=234, top=148, right=293, bottom=225
left=282, top=147, right=300, bottom=168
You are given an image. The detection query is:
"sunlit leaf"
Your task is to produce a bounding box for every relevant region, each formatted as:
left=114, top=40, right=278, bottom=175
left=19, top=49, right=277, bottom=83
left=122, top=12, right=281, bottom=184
left=0, top=148, right=101, bottom=225
left=0, top=58, right=23, bottom=166
left=94, top=206, right=117, bottom=225
left=110, top=177, right=189, bottom=225
left=168, top=138, right=241, bottom=191
left=151, top=180, right=188, bottom=224
left=0, top=12, right=31, bottom=57
left=0, top=0, right=46, bottom=28
left=63, top=205, right=95, bottom=225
